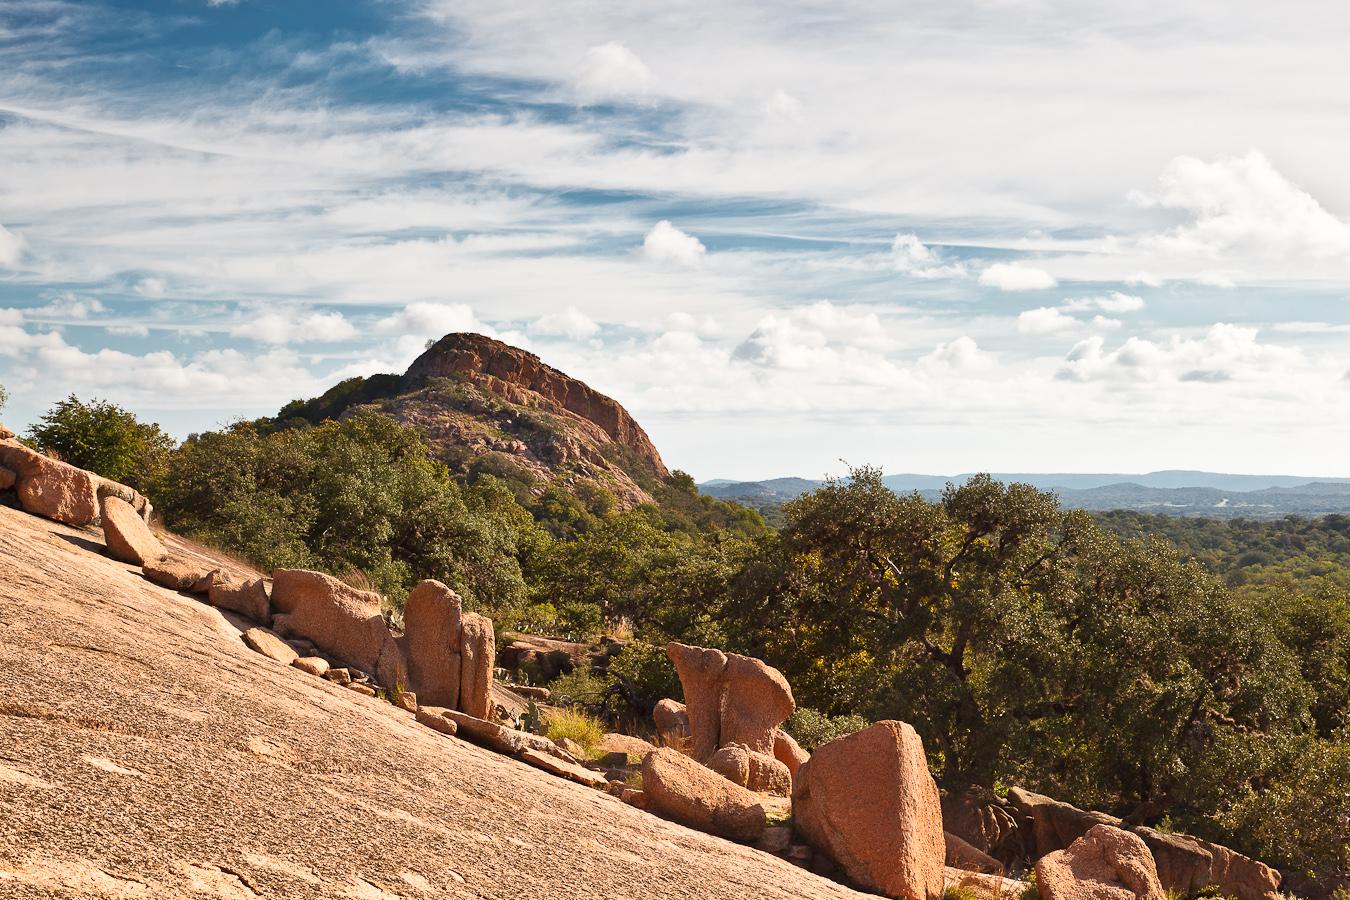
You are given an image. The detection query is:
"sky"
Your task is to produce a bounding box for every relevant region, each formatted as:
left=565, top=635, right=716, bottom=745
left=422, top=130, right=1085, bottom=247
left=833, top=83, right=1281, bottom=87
left=1, top=0, right=1349, bottom=481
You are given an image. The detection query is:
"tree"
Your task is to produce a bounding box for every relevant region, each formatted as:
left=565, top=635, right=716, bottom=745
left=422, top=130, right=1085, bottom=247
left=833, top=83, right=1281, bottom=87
left=27, top=394, right=174, bottom=489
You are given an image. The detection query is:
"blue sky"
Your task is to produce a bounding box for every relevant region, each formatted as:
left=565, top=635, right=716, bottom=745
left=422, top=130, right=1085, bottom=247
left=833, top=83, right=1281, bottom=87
left=1, top=0, right=1349, bottom=479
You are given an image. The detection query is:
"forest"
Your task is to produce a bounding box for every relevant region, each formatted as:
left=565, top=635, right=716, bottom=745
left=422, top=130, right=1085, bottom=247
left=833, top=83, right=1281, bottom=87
left=16, top=394, right=1350, bottom=887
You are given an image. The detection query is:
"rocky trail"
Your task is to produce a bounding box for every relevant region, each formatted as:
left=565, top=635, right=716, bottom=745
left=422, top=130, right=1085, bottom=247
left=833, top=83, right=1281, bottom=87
left=0, top=504, right=864, bottom=899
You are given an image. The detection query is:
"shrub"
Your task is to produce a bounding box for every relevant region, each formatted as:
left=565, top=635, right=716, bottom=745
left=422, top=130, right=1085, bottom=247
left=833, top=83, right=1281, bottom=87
left=548, top=668, right=610, bottom=708
left=545, top=707, right=605, bottom=756
left=606, top=641, right=681, bottom=717
left=785, top=707, right=870, bottom=751
left=27, top=394, right=174, bottom=489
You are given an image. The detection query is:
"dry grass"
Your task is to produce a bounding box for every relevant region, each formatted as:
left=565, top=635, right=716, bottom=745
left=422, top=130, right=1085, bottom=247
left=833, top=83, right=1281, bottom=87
left=544, top=707, right=605, bottom=756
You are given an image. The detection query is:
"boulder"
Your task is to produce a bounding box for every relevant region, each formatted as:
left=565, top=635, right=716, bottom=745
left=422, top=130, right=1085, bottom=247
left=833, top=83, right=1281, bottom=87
left=640, top=747, right=766, bottom=843
left=946, top=831, right=1004, bottom=875
left=415, top=706, right=460, bottom=737
left=292, top=656, right=330, bottom=677
left=207, top=576, right=270, bottom=622
left=497, top=636, right=589, bottom=683
left=401, top=579, right=462, bottom=709
left=348, top=683, right=376, bottom=697
left=1007, top=788, right=1279, bottom=900
left=142, top=556, right=217, bottom=594
left=792, top=720, right=945, bottom=900
left=99, top=495, right=164, bottom=565
left=707, top=744, right=793, bottom=796
left=653, top=698, right=691, bottom=751
left=1035, top=825, right=1165, bottom=900
left=421, top=707, right=557, bottom=757
left=944, top=868, right=1027, bottom=900
left=270, top=569, right=406, bottom=690
left=241, top=627, right=299, bottom=665
left=943, top=786, right=1022, bottom=868
left=519, top=748, right=610, bottom=789
left=772, top=728, right=809, bottom=777
left=0, top=440, right=98, bottom=525
left=325, top=668, right=352, bottom=686
left=458, top=611, right=495, bottom=719
left=598, top=732, right=656, bottom=761
left=666, top=642, right=794, bottom=760
left=0, top=466, right=14, bottom=490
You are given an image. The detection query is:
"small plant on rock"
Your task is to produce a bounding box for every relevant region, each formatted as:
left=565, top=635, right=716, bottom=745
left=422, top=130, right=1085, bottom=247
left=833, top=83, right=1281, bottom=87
left=544, top=706, right=605, bottom=756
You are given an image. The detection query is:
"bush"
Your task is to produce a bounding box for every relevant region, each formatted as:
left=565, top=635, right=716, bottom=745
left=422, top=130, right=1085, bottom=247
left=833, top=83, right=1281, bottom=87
left=548, top=668, right=610, bottom=708
left=545, top=707, right=605, bottom=756
left=785, top=707, right=870, bottom=751
left=27, top=394, right=174, bottom=489
left=606, top=641, right=681, bottom=718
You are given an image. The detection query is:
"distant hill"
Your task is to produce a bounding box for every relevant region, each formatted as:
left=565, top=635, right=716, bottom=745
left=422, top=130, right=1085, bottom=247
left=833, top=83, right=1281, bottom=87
left=701, top=472, right=1350, bottom=519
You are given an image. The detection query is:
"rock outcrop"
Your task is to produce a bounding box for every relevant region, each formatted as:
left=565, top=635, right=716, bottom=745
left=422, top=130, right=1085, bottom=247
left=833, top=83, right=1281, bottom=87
left=459, top=611, right=495, bottom=719
left=270, top=569, right=406, bottom=689
left=402, top=579, right=463, bottom=709
left=773, top=728, right=810, bottom=777
left=943, top=786, right=1022, bottom=869
left=653, top=697, right=691, bottom=750
left=207, top=575, right=270, bottom=622
left=1035, top=825, right=1166, bottom=900
left=707, top=743, right=793, bottom=796
left=640, top=747, right=767, bottom=843
left=100, top=495, right=163, bottom=565
left=792, top=720, right=946, bottom=900
left=0, top=435, right=151, bottom=527
left=143, top=555, right=217, bottom=593
left=665, top=642, right=795, bottom=760
left=1008, top=788, right=1280, bottom=900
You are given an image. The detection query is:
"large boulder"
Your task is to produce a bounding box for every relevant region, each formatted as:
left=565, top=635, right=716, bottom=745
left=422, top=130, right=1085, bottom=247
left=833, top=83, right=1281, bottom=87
left=946, top=831, right=1004, bottom=875
left=1008, top=788, right=1279, bottom=900
left=665, top=641, right=795, bottom=760
left=943, top=786, right=1022, bottom=868
left=640, top=747, right=766, bottom=843
left=772, top=728, right=809, bottom=777
left=459, top=612, right=495, bottom=719
left=99, top=495, right=163, bottom=565
left=792, top=720, right=945, bottom=900
left=653, top=698, right=691, bottom=751
left=1035, top=825, right=1165, bottom=900
left=207, top=576, right=270, bottom=622
left=270, top=569, right=405, bottom=689
left=707, top=744, right=792, bottom=796
left=142, top=556, right=217, bottom=594
left=0, top=440, right=98, bottom=525
left=402, top=579, right=462, bottom=709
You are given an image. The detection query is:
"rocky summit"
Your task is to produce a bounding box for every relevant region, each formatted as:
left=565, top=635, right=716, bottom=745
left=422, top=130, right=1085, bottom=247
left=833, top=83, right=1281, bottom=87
left=275, top=333, right=670, bottom=509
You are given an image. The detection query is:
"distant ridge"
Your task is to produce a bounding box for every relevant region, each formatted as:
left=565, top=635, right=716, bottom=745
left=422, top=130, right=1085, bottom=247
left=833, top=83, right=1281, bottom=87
left=699, top=472, right=1350, bottom=519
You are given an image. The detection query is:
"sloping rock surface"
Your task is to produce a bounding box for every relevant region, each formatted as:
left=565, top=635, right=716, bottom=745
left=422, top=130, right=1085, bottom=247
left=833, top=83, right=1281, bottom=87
left=0, top=505, right=862, bottom=899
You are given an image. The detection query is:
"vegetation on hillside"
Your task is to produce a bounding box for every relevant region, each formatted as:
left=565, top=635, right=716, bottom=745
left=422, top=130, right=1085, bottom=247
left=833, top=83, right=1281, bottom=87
left=19, top=394, right=1350, bottom=883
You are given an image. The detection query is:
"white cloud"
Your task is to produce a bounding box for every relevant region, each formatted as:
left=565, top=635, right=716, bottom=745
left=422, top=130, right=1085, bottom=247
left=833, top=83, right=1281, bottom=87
left=890, top=234, right=967, bottom=279
left=1124, top=271, right=1163, bottom=287
left=105, top=324, right=151, bottom=338
left=231, top=310, right=357, bottom=344
left=1139, top=151, right=1350, bottom=259
left=1194, top=270, right=1238, bottom=288
left=28, top=293, right=106, bottom=320
left=732, top=301, right=897, bottom=382
left=1057, top=323, right=1301, bottom=384
left=1017, top=306, right=1077, bottom=334
left=0, top=225, right=25, bottom=267
left=134, top=277, right=167, bottom=297
left=920, top=336, right=991, bottom=370
left=529, top=306, right=599, bottom=340
left=374, top=302, right=489, bottom=339
left=763, top=89, right=803, bottom=120
left=664, top=311, right=720, bottom=336
left=1062, top=291, right=1145, bottom=313
left=577, top=42, right=652, bottom=102
left=642, top=220, right=706, bottom=267
left=979, top=262, right=1057, bottom=291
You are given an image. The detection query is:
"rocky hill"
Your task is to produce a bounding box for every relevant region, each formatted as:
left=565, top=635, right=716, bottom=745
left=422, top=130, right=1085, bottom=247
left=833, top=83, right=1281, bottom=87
left=0, top=502, right=859, bottom=899
left=273, top=333, right=670, bottom=509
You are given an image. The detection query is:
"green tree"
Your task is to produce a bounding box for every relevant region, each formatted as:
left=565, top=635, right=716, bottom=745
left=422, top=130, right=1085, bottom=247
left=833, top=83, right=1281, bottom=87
left=27, top=394, right=174, bottom=489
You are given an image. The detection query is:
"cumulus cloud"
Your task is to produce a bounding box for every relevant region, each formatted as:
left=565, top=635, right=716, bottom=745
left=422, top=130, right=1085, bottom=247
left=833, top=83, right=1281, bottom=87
left=134, top=277, right=167, bottom=297
left=763, top=89, right=803, bottom=120
left=232, top=309, right=357, bottom=344
left=530, top=306, right=599, bottom=339
left=1017, top=306, right=1078, bottom=334
left=28, top=294, right=107, bottom=320
left=919, top=336, right=991, bottom=370
left=1061, top=292, right=1145, bottom=313
left=733, top=301, right=897, bottom=382
left=374, top=302, right=489, bottom=339
left=891, top=234, right=967, bottom=279
left=642, top=221, right=706, bottom=267
left=1138, top=151, right=1350, bottom=260
left=1057, top=324, right=1301, bottom=384
left=577, top=42, right=652, bottom=102
left=0, top=225, right=25, bottom=267
left=979, top=261, right=1057, bottom=291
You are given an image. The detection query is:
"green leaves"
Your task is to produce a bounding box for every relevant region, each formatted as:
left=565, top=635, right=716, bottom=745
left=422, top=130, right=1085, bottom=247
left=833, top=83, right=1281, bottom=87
left=27, top=394, right=174, bottom=489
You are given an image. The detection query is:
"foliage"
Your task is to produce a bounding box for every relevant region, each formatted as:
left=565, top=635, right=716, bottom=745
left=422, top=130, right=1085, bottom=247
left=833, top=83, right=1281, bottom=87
left=604, top=640, right=683, bottom=719
left=150, top=411, right=534, bottom=607
left=548, top=668, right=610, bottom=708
left=544, top=707, right=606, bottom=755
left=785, top=707, right=871, bottom=751
left=27, top=394, right=174, bottom=490
left=0, top=383, right=7, bottom=412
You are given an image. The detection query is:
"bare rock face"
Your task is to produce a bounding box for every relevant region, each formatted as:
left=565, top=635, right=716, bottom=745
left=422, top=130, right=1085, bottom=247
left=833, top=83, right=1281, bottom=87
left=100, top=495, right=164, bottom=565
left=641, top=747, right=767, bottom=843
left=207, top=576, right=270, bottom=622
left=792, top=720, right=945, bottom=900
left=1036, top=825, right=1166, bottom=900
left=773, top=728, right=810, bottom=777
left=402, top=579, right=463, bottom=709
left=458, top=612, right=495, bottom=720
left=0, top=439, right=98, bottom=525
left=707, top=744, right=793, bottom=796
left=270, top=569, right=406, bottom=689
left=143, top=556, right=217, bottom=594
left=666, top=642, right=795, bottom=760
left=1007, top=788, right=1279, bottom=900
left=653, top=698, right=691, bottom=751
